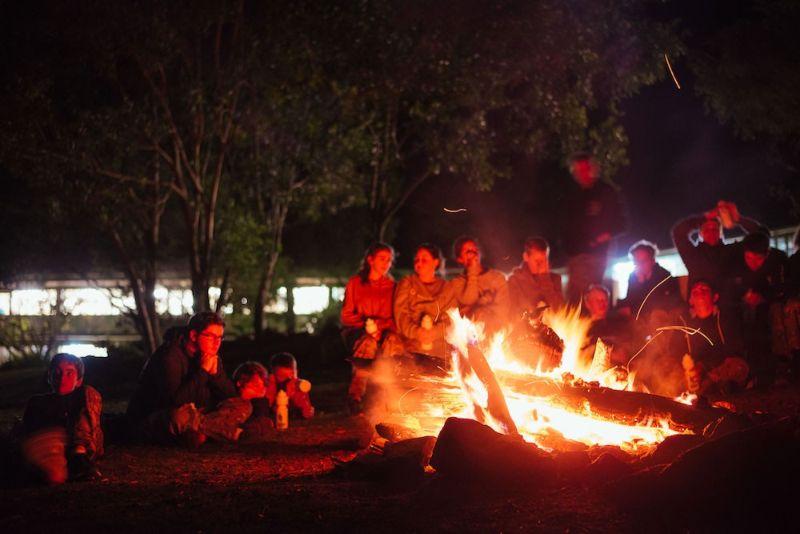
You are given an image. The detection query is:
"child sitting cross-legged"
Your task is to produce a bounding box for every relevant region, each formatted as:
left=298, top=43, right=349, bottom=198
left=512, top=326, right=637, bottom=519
left=18, top=353, right=104, bottom=485
left=266, top=353, right=314, bottom=420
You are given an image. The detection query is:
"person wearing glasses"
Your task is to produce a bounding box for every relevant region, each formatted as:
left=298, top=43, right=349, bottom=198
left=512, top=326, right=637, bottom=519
left=126, top=312, right=248, bottom=447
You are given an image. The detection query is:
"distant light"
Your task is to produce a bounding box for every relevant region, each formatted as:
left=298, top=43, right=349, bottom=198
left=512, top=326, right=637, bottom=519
left=57, top=344, right=108, bottom=358
left=292, top=286, right=331, bottom=315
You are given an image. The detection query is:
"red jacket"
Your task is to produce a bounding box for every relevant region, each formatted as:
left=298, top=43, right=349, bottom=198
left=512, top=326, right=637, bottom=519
left=340, top=274, right=395, bottom=333
left=264, top=375, right=314, bottom=419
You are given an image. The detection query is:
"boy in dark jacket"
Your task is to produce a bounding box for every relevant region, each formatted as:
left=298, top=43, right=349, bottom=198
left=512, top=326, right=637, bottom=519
left=19, top=353, right=103, bottom=484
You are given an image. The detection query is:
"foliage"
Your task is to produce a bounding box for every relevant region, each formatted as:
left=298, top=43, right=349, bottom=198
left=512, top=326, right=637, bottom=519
left=689, top=0, right=800, bottom=215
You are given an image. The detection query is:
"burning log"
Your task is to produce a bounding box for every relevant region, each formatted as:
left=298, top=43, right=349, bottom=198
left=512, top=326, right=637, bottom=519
left=430, top=417, right=556, bottom=485
left=462, top=343, right=519, bottom=436
left=498, top=373, right=725, bottom=433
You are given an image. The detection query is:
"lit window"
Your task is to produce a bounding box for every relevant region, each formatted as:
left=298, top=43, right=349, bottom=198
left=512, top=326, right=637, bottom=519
left=209, top=287, right=221, bottom=310
left=10, top=289, right=57, bottom=315
left=154, top=285, right=168, bottom=315
left=331, top=287, right=345, bottom=302
left=57, top=344, right=108, bottom=358
left=62, top=288, right=120, bottom=316
left=0, top=292, right=10, bottom=315
left=265, top=287, right=288, bottom=313
left=292, top=286, right=331, bottom=315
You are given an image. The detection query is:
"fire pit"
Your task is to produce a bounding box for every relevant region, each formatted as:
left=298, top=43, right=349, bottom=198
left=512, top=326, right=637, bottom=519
left=377, top=308, right=717, bottom=455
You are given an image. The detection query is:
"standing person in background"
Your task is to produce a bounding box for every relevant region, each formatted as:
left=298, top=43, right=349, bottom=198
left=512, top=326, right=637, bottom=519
left=449, top=236, right=509, bottom=335
left=671, top=200, right=767, bottom=290
left=561, top=152, right=627, bottom=305
left=394, top=243, right=479, bottom=364
left=340, top=242, right=402, bottom=413
left=507, top=237, right=564, bottom=320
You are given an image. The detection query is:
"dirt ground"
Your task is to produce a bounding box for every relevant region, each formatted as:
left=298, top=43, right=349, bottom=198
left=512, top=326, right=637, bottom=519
left=2, top=361, right=799, bottom=533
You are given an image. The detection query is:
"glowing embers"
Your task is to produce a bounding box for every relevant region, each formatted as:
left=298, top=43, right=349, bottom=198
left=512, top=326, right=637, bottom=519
left=390, top=308, right=689, bottom=455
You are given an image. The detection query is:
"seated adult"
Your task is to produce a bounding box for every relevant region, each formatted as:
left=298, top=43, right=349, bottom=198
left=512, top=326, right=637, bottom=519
left=617, top=240, right=682, bottom=322
left=340, top=242, right=403, bottom=410
left=507, top=237, right=564, bottom=321
left=677, top=280, right=748, bottom=394
left=17, top=353, right=103, bottom=484
left=126, top=312, right=248, bottom=447
left=724, top=232, right=788, bottom=385
left=583, top=284, right=634, bottom=367
left=671, top=200, right=767, bottom=289
left=394, top=243, right=479, bottom=363
left=449, top=236, right=509, bottom=335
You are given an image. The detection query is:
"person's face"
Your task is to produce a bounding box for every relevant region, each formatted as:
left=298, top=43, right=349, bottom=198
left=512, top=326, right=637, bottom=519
left=570, top=159, right=599, bottom=188
left=190, top=323, right=224, bottom=356
left=456, top=240, right=481, bottom=267
left=584, top=289, right=609, bottom=319
left=744, top=251, right=767, bottom=272
left=523, top=248, right=549, bottom=275
left=239, top=374, right=267, bottom=400
left=367, top=250, right=393, bottom=278
left=632, top=249, right=656, bottom=279
left=273, top=366, right=295, bottom=384
left=52, top=361, right=81, bottom=395
left=414, top=249, right=440, bottom=279
left=700, top=220, right=721, bottom=246
left=689, top=283, right=717, bottom=311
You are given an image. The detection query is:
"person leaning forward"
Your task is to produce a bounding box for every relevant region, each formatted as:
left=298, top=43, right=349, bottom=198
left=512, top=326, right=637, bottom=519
left=126, top=312, right=249, bottom=447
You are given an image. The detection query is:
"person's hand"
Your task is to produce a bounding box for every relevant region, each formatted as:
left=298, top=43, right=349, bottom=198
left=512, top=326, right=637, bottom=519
left=743, top=289, right=765, bottom=308
left=465, top=255, right=481, bottom=276
left=365, top=317, right=378, bottom=337
left=200, top=352, right=219, bottom=375
left=420, top=314, right=434, bottom=330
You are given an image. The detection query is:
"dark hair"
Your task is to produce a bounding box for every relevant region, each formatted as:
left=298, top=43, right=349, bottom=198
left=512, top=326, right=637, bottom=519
left=48, top=353, right=84, bottom=389
left=523, top=237, right=550, bottom=254
left=357, top=242, right=395, bottom=284
left=583, top=284, right=610, bottom=299
left=628, top=239, right=658, bottom=259
left=233, top=361, right=268, bottom=388
left=187, top=311, right=225, bottom=334
left=269, top=352, right=297, bottom=373
left=415, top=243, right=445, bottom=275
left=742, top=232, right=770, bottom=255
left=452, top=235, right=479, bottom=259
left=690, top=278, right=718, bottom=295
left=568, top=151, right=594, bottom=166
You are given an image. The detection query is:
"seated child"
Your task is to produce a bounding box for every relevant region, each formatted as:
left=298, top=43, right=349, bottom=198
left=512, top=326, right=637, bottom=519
left=232, top=361, right=274, bottom=442
left=18, top=353, right=104, bottom=484
left=265, top=353, right=314, bottom=420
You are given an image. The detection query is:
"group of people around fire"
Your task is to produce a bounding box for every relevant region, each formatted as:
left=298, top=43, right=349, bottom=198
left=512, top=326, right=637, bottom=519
left=6, top=153, right=800, bottom=486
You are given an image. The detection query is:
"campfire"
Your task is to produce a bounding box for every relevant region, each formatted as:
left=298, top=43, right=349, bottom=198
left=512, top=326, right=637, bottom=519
left=379, top=308, right=699, bottom=455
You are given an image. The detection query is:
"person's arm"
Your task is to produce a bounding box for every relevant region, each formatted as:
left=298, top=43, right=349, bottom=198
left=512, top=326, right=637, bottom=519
left=449, top=271, right=480, bottom=308
left=289, top=380, right=315, bottom=419
left=737, top=216, right=768, bottom=236
left=671, top=215, right=705, bottom=261
left=208, top=360, right=238, bottom=400
left=160, top=351, right=210, bottom=407
left=393, top=277, right=420, bottom=340
left=340, top=278, right=365, bottom=329
left=492, top=272, right=510, bottom=316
